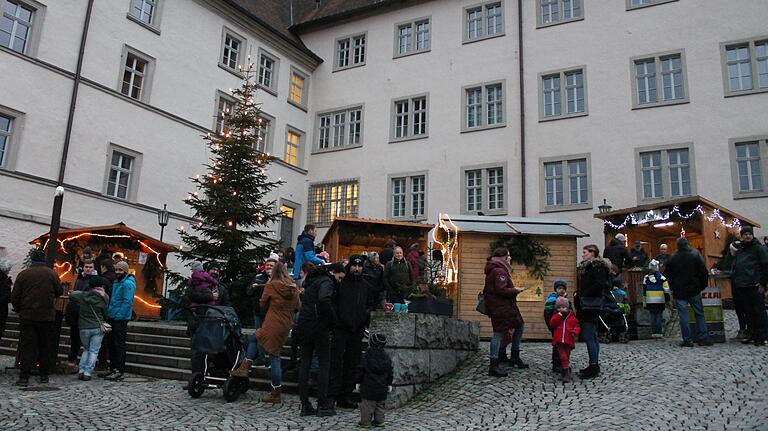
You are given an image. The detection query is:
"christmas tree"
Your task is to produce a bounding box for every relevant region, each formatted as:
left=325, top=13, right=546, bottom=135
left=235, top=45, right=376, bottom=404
left=169, top=62, right=282, bottom=323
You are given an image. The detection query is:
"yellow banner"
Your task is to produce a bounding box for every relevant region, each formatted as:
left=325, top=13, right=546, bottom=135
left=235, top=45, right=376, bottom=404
left=511, top=271, right=546, bottom=302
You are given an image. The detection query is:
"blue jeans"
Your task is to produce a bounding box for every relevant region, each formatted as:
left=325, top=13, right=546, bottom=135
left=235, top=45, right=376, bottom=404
left=581, top=321, right=599, bottom=365
left=511, top=324, right=524, bottom=350
left=649, top=309, right=664, bottom=335
left=269, top=354, right=282, bottom=387
left=489, top=332, right=503, bottom=359
left=79, top=327, right=104, bottom=376
left=249, top=316, right=266, bottom=363
left=676, top=295, right=708, bottom=343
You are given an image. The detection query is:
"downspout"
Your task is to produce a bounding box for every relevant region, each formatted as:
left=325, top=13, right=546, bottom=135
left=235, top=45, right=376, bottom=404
left=45, top=0, right=95, bottom=266
left=517, top=0, right=526, bottom=217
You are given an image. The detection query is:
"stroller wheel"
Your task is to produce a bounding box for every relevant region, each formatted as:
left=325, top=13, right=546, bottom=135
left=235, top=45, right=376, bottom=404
left=188, top=373, right=205, bottom=398
left=239, top=377, right=249, bottom=394
left=223, top=377, right=241, bottom=402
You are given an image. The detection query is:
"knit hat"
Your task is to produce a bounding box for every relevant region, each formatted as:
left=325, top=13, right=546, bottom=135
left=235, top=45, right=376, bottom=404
left=205, top=260, right=221, bottom=271
left=89, top=276, right=106, bottom=288
left=555, top=297, right=570, bottom=309
left=369, top=333, right=387, bottom=348
left=0, top=258, right=12, bottom=274
left=368, top=251, right=379, bottom=260
left=615, top=233, right=627, bottom=243
left=31, top=249, right=46, bottom=263
left=115, top=261, right=130, bottom=272
left=740, top=226, right=754, bottom=236
left=553, top=279, right=567, bottom=290
left=648, top=259, right=660, bottom=272
left=190, top=261, right=204, bottom=272
left=349, top=254, right=366, bottom=266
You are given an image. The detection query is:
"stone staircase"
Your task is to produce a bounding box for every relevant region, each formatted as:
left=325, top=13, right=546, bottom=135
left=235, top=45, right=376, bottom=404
left=0, top=313, right=306, bottom=395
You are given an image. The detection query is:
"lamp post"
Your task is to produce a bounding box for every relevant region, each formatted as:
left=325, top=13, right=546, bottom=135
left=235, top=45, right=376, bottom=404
left=598, top=199, right=613, bottom=214
left=157, top=204, right=169, bottom=242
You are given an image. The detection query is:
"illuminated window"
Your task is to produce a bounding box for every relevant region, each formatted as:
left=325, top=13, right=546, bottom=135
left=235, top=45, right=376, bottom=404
left=308, top=180, right=359, bottom=226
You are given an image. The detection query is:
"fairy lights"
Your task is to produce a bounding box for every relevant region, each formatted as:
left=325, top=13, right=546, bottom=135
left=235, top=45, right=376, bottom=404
left=433, top=213, right=459, bottom=283
left=603, top=205, right=742, bottom=230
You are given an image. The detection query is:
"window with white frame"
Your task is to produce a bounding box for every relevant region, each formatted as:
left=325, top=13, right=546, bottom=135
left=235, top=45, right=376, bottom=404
left=335, top=33, right=366, bottom=71
left=462, top=165, right=506, bottom=214
left=289, top=67, right=309, bottom=109
left=1, top=0, right=36, bottom=54
left=389, top=174, right=427, bottom=220
left=539, top=67, right=587, bottom=121
left=730, top=137, right=768, bottom=198
left=0, top=113, right=12, bottom=167
left=721, top=37, right=768, bottom=96
left=636, top=145, right=695, bottom=201
left=129, top=0, right=156, bottom=25
left=626, top=0, right=678, bottom=11
left=308, top=180, right=359, bottom=226
left=214, top=94, right=235, bottom=135
left=463, top=81, right=505, bottom=131
left=106, top=150, right=135, bottom=200
left=220, top=30, right=243, bottom=71
left=284, top=127, right=303, bottom=168
left=120, top=50, right=151, bottom=101
left=254, top=113, right=274, bottom=154
left=316, top=106, right=363, bottom=151
left=537, top=0, right=582, bottom=28
left=632, top=51, right=688, bottom=108
left=463, top=1, right=504, bottom=43
left=541, top=157, right=590, bottom=210
left=391, top=95, right=428, bottom=141
left=394, top=17, right=430, bottom=57
left=257, top=49, right=279, bottom=93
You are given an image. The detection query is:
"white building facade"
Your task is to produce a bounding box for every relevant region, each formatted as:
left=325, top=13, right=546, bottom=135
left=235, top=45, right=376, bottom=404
left=1, top=0, right=767, bottom=277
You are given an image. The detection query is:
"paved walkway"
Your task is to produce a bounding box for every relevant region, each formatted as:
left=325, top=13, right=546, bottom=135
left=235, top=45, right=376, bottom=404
left=0, top=311, right=766, bottom=430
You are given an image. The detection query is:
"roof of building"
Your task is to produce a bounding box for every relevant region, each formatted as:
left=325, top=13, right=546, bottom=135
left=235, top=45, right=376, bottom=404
left=441, top=215, right=589, bottom=237
left=291, top=0, right=413, bottom=31
left=32, top=223, right=179, bottom=253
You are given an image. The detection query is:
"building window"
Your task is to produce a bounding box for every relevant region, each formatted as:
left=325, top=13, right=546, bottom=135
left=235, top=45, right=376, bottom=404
left=335, top=32, right=366, bottom=71
left=635, top=145, right=695, bottom=202
left=626, top=0, right=678, bottom=11
left=120, top=48, right=153, bottom=102
left=389, top=174, right=427, bottom=220
left=254, top=114, right=274, bottom=154
left=214, top=93, right=235, bottom=135
left=316, top=106, right=363, bottom=151
left=308, top=180, right=359, bottom=226
left=463, top=1, right=504, bottom=43
left=279, top=204, right=296, bottom=247
left=129, top=0, right=155, bottom=24
left=462, top=80, right=506, bottom=132
left=394, top=17, right=430, bottom=58
left=284, top=127, right=304, bottom=168
left=539, top=66, right=587, bottom=121
left=257, top=49, right=279, bottom=94
left=631, top=50, right=688, bottom=108
left=721, top=37, right=768, bottom=97
left=537, top=0, right=582, bottom=28
left=106, top=149, right=137, bottom=200
left=730, top=136, right=768, bottom=199
left=219, top=29, right=244, bottom=73
left=461, top=165, right=506, bottom=214
left=391, top=94, right=428, bottom=142
left=541, top=156, right=591, bottom=211
left=0, top=113, right=11, bottom=167
left=288, top=67, right=309, bottom=109
left=1, top=0, right=35, bottom=54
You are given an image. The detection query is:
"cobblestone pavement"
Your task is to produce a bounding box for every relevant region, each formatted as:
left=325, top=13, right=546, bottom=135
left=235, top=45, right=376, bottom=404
left=0, top=311, right=766, bottom=430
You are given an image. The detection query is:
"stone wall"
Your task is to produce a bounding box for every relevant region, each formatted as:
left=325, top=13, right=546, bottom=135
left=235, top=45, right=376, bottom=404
left=368, top=311, right=480, bottom=408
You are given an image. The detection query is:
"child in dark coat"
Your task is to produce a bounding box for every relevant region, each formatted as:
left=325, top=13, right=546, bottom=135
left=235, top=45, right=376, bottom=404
left=543, top=279, right=568, bottom=372
left=356, top=333, right=394, bottom=428
left=549, top=297, right=581, bottom=383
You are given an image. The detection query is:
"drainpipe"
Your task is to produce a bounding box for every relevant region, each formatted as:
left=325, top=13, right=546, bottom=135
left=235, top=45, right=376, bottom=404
left=517, top=0, right=526, bottom=217
left=46, top=0, right=95, bottom=266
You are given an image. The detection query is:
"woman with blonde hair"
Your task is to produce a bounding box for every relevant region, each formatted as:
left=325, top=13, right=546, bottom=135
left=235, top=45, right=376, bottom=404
left=231, top=262, right=300, bottom=403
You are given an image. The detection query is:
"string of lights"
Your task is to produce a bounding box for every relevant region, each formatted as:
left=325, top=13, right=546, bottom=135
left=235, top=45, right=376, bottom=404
left=603, top=205, right=743, bottom=230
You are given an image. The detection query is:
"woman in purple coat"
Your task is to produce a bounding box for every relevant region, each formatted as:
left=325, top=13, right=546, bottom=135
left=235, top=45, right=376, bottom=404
left=484, top=248, right=527, bottom=377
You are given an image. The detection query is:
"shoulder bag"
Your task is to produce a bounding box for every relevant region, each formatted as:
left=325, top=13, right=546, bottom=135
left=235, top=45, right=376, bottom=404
left=89, top=303, right=112, bottom=334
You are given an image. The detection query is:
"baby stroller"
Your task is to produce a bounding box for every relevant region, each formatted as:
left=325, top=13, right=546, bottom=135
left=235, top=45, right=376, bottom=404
left=598, top=291, right=629, bottom=344
left=187, top=305, right=249, bottom=402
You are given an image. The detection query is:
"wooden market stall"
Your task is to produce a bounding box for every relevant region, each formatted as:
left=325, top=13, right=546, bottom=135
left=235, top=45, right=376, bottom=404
left=32, top=223, right=178, bottom=320
left=435, top=214, right=588, bottom=340
left=321, top=217, right=433, bottom=262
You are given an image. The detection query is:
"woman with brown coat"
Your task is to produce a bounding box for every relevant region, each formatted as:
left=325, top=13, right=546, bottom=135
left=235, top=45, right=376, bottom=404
left=231, top=262, right=300, bottom=403
left=484, top=248, right=527, bottom=377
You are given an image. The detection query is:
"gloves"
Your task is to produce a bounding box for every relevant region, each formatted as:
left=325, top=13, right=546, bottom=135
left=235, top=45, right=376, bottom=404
left=388, top=386, right=393, bottom=393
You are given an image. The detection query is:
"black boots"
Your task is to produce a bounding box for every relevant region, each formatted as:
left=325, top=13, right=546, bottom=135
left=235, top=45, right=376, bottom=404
left=498, top=348, right=510, bottom=363
left=488, top=359, right=508, bottom=377
left=510, top=350, right=529, bottom=369
left=560, top=367, right=572, bottom=383
left=578, top=364, right=600, bottom=379
left=300, top=401, right=317, bottom=417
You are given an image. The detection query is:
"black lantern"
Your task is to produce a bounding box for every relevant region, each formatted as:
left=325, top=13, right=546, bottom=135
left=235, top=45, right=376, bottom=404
left=157, top=203, right=169, bottom=242
left=598, top=199, right=612, bottom=214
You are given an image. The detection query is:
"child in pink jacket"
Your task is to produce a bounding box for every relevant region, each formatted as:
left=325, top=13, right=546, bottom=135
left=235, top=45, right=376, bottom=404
left=549, top=297, right=581, bottom=383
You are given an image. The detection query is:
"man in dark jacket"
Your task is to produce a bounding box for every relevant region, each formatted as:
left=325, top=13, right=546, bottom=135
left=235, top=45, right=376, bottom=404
left=363, top=252, right=385, bottom=310
left=603, top=235, right=631, bottom=270
left=731, top=226, right=768, bottom=346
left=383, top=247, right=413, bottom=304
left=0, top=258, right=13, bottom=342
left=65, top=259, right=98, bottom=371
left=330, top=255, right=371, bottom=409
left=295, top=263, right=345, bottom=417
left=11, top=249, right=63, bottom=386
left=629, top=241, right=649, bottom=269
left=206, top=260, right=230, bottom=306
left=575, top=244, right=611, bottom=379
left=379, top=240, right=396, bottom=266
left=664, top=237, right=711, bottom=347
left=96, top=259, right=116, bottom=370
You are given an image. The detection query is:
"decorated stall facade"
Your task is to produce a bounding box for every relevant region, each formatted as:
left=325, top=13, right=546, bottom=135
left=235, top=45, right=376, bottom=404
left=434, top=214, right=588, bottom=340
left=33, top=223, right=177, bottom=319
left=321, top=217, right=433, bottom=262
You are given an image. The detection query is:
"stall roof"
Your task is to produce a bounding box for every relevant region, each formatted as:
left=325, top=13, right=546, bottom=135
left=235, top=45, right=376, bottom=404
left=442, top=215, right=589, bottom=237
left=593, top=195, right=761, bottom=228
left=32, top=223, right=178, bottom=253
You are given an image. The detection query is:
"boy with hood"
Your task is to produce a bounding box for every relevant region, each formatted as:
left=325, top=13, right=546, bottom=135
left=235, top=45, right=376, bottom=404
left=356, top=333, right=394, bottom=428
left=70, top=276, right=110, bottom=380
left=543, top=279, right=568, bottom=372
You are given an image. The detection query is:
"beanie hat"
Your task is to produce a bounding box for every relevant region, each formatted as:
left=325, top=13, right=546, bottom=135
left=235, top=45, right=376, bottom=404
left=369, top=333, right=387, bottom=348
left=615, top=233, right=627, bottom=243
left=368, top=251, right=379, bottom=260
left=89, top=276, right=106, bottom=288
left=190, top=261, right=204, bottom=272
left=740, top=226, right=754, bottom=236
left=555, top=297, right=570, bottom=309
left=0, top=258, right=12, bottom=274
left=553, top=279, right=567, bottom=290
left=31, top=249, right=46, bottom=263
left=648, top=259, right=660, bottom=272
left=115, top=261, right=129, bottom=272
left=205, top=260, right=221, bottom=271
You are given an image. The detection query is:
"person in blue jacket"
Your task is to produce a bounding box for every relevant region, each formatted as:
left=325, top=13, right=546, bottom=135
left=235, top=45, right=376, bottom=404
left=100, top=260, right=136, bottom=381
left=293, top=224, right=327, bottom=280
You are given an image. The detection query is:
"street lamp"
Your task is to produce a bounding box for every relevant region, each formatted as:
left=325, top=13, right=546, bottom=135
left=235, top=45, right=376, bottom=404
left=157, top=204, right=169, bottom=242
left=598, top=199, right=613, bottom=214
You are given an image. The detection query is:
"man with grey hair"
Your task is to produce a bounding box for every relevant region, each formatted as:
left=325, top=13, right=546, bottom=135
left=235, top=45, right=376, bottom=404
left=0, top=258, right=12, bottom=342
left=663, top=237, right=711, bottom=347
left=654, top=244, right=670, bottom=272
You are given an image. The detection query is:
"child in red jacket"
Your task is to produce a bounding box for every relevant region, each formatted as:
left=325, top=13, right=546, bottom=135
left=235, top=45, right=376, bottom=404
left=549, top=297, right=581, bottom=383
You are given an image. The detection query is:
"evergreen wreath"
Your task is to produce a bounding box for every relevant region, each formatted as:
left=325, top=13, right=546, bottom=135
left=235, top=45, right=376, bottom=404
left=490, top=236, right=551, bottom=280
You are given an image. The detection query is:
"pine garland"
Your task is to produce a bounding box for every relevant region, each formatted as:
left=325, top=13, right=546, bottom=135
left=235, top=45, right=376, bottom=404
left=490, top=236, right=551, bottom=280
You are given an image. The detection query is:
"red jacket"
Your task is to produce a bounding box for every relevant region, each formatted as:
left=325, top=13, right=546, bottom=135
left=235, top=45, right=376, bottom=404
left=406, top=249, right=421, bottom=281
left=549, top=311, right=581, bottom=348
